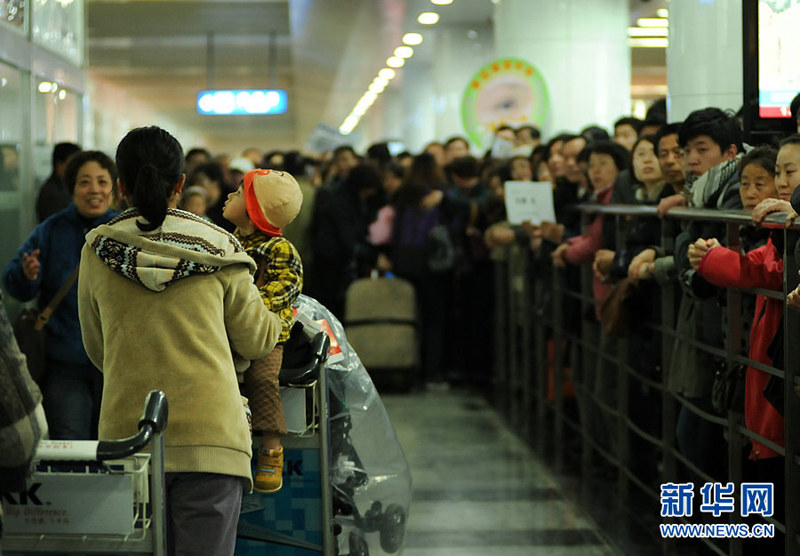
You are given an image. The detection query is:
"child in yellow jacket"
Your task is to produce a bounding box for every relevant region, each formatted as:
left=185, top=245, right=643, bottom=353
left=224, top=169, right=303, bottom=493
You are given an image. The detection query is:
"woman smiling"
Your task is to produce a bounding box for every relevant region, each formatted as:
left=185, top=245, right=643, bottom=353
left=2, top=151, right=118, bottom=440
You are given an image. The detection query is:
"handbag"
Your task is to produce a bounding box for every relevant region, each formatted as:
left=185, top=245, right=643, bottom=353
left=12, top=267, right=79, bottom=385
left=599, top=277, right=640, bottom=337
left=711, top=362, right=746, bottom=415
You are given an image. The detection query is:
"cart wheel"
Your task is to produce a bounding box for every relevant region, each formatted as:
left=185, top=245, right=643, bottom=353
left=348, top=531, right=369, bottom=556
left=379, top=504, right=406, bottom=553
left=362, top=500, right=383, bottom=532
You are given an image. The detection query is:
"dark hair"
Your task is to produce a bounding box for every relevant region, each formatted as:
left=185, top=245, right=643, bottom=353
left=444, top=136, right=469, bottom=150
left=581, top=125, right=610, bottom=142
left=116, top=126, right=185, bottom=232
left=517, top=125, right=541, bottom=139
left=262, top=150, right=285, bottom=170
left=587, top=139, right=630, bottom=172
left=333, top=145, right=356, bottom=159
left=282, top=150, right=308, bottom=177
left=631, top=134, right=658, bottom=158
left=53, top=142, right=81, bottom=167
left=190, top=162, right=226, bottom=188
left=640, top=115, right=666, bottom=134
left=780, top=133, right=800, bottom=148
left=614, top=117, right=642, bottom=133
left=496, top=125, right=514, bottom=133
left=530, top=145, right=549, bottom=167
left=654, top=122, right=682, bottom=153
left=366, top=142, right=392, bottom=167
left=646, top=98, right=667, bottom=122
left=449, top=156, right=480, bottom=179
left=790, top=93, right=800, bottom=124
left=382, top=161, right=406, bottom=180
left=341, top=163, right=383, bottom=196
left=64, top=151, right=117, bottom=194
left=739, top=145, right=778, bottom=177
left=546, top=133, right=577, bottom=159
left=678, top=107, right=743, bottom=153
left=394, top=152, right=447, bottom=209
left=185, top=147, right=211, bottom=162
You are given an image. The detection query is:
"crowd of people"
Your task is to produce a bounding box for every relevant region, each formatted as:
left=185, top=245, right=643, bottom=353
left=3, top=91, right=800, bottom=554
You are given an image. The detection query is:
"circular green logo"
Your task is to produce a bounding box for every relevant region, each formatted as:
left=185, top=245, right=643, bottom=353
left=461, top=58, right=549, bottom=150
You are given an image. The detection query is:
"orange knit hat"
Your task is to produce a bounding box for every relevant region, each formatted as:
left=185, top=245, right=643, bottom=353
left=243, top=169, right=303, bottom=237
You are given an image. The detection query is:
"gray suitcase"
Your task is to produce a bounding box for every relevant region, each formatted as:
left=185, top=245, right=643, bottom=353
left=344, top=277, right=419, bottom=389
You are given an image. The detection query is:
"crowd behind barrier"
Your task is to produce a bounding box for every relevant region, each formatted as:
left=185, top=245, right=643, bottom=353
left=6, top=99, right=800, bottom=556
left=493, top=203, right=800, bottom=556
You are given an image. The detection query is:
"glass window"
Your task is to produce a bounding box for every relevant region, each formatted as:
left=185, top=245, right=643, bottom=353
left=0, top=0, right=26, bottom=31
left=0, top=62, right=23, bottom=192
left=0, top=62, right=24, bottom=290
left=34, top=77, right=81, bottom=182
left=31, top=0, right=83, bottom=64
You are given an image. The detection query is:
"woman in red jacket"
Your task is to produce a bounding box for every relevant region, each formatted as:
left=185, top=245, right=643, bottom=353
left=689, top=136, right=800, bottom=555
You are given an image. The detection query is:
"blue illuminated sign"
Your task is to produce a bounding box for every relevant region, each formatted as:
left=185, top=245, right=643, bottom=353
left=196, top=90, right=287, bottom=115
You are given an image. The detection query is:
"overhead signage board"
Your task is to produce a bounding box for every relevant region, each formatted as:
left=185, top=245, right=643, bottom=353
left=197, top=90, right=288, bottom=115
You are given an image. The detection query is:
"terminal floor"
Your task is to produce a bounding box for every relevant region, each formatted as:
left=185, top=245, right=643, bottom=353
left=381, top=388, right=626, bottom=556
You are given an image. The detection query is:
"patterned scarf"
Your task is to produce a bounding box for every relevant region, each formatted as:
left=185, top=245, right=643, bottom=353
left=89, top=208, right=247, bottom=292
left=685, top=153, right=743, bottom=209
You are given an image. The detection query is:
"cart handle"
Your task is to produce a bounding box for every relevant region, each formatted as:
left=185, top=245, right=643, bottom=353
left=279, top=332, right=330, bottom=386
left=97, top=390, right=169, bottom=460
left=35, top=390, right=169, bottom=462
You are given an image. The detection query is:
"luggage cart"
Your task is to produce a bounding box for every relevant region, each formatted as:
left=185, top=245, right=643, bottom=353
left=235, top=328, right=338, bottom=556
left=237, top=295, right=409, bottom=556
left=2, top=390, right=169, bottom=555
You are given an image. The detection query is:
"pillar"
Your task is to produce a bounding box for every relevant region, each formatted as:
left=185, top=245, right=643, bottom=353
left=666, top=0, right=743, bottom=121
left=493, top=0, right=631, bottom=138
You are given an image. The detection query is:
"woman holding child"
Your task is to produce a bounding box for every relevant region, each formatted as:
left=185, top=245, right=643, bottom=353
left=78, top=126, right=282, bottom=556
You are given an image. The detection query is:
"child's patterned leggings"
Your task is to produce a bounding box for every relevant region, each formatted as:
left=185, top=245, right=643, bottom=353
left=245, top=345, right=287, bottom=434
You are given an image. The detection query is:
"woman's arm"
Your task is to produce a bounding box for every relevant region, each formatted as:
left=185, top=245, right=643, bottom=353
left=697, top=242, right=783, bottom=291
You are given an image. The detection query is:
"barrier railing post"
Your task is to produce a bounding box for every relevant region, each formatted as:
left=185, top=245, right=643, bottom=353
left=533, top=252, right=549, bottom=454
left=492, top=247, right=509, bottom=417
left=552, top=263, right=565, bottom=468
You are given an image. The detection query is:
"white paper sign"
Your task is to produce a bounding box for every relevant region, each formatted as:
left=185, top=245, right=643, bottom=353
left=503, top=181, right=556, bottom=225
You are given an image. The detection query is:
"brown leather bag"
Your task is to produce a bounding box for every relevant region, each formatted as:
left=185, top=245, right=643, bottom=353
left=599, top=277, right=640, bottom=337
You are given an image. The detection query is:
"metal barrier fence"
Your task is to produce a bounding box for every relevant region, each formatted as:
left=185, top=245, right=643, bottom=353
left=492, top=204, right=800, bottom=556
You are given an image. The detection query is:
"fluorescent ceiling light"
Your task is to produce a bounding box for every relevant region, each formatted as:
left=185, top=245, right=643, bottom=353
left=363, top=91, right=379, bottom=104
left=637, top=18, right=668, bottom=27
left=373, top=76, right=390, bottom=88
left=627, top=27, right=668, bottom=37
left=402, top=33, right=423, bottom=46
left=628, top=38, right=668, bottom=48
left=369, top=82, right=385, bottom=94
left=394, top=46, right=413, bottom=58
left=418, top=12, right=439, bottom=25
left=657, top=8, right=669, bottom=18
left=431, top=0, right=452, bottom=4
left=379, top=68, right=396, bottom=80
left=387, top=56, right=405, bottom=68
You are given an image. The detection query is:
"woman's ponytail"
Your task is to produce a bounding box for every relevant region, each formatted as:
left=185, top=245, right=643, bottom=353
left=132, top=163, right=168, bottom=231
